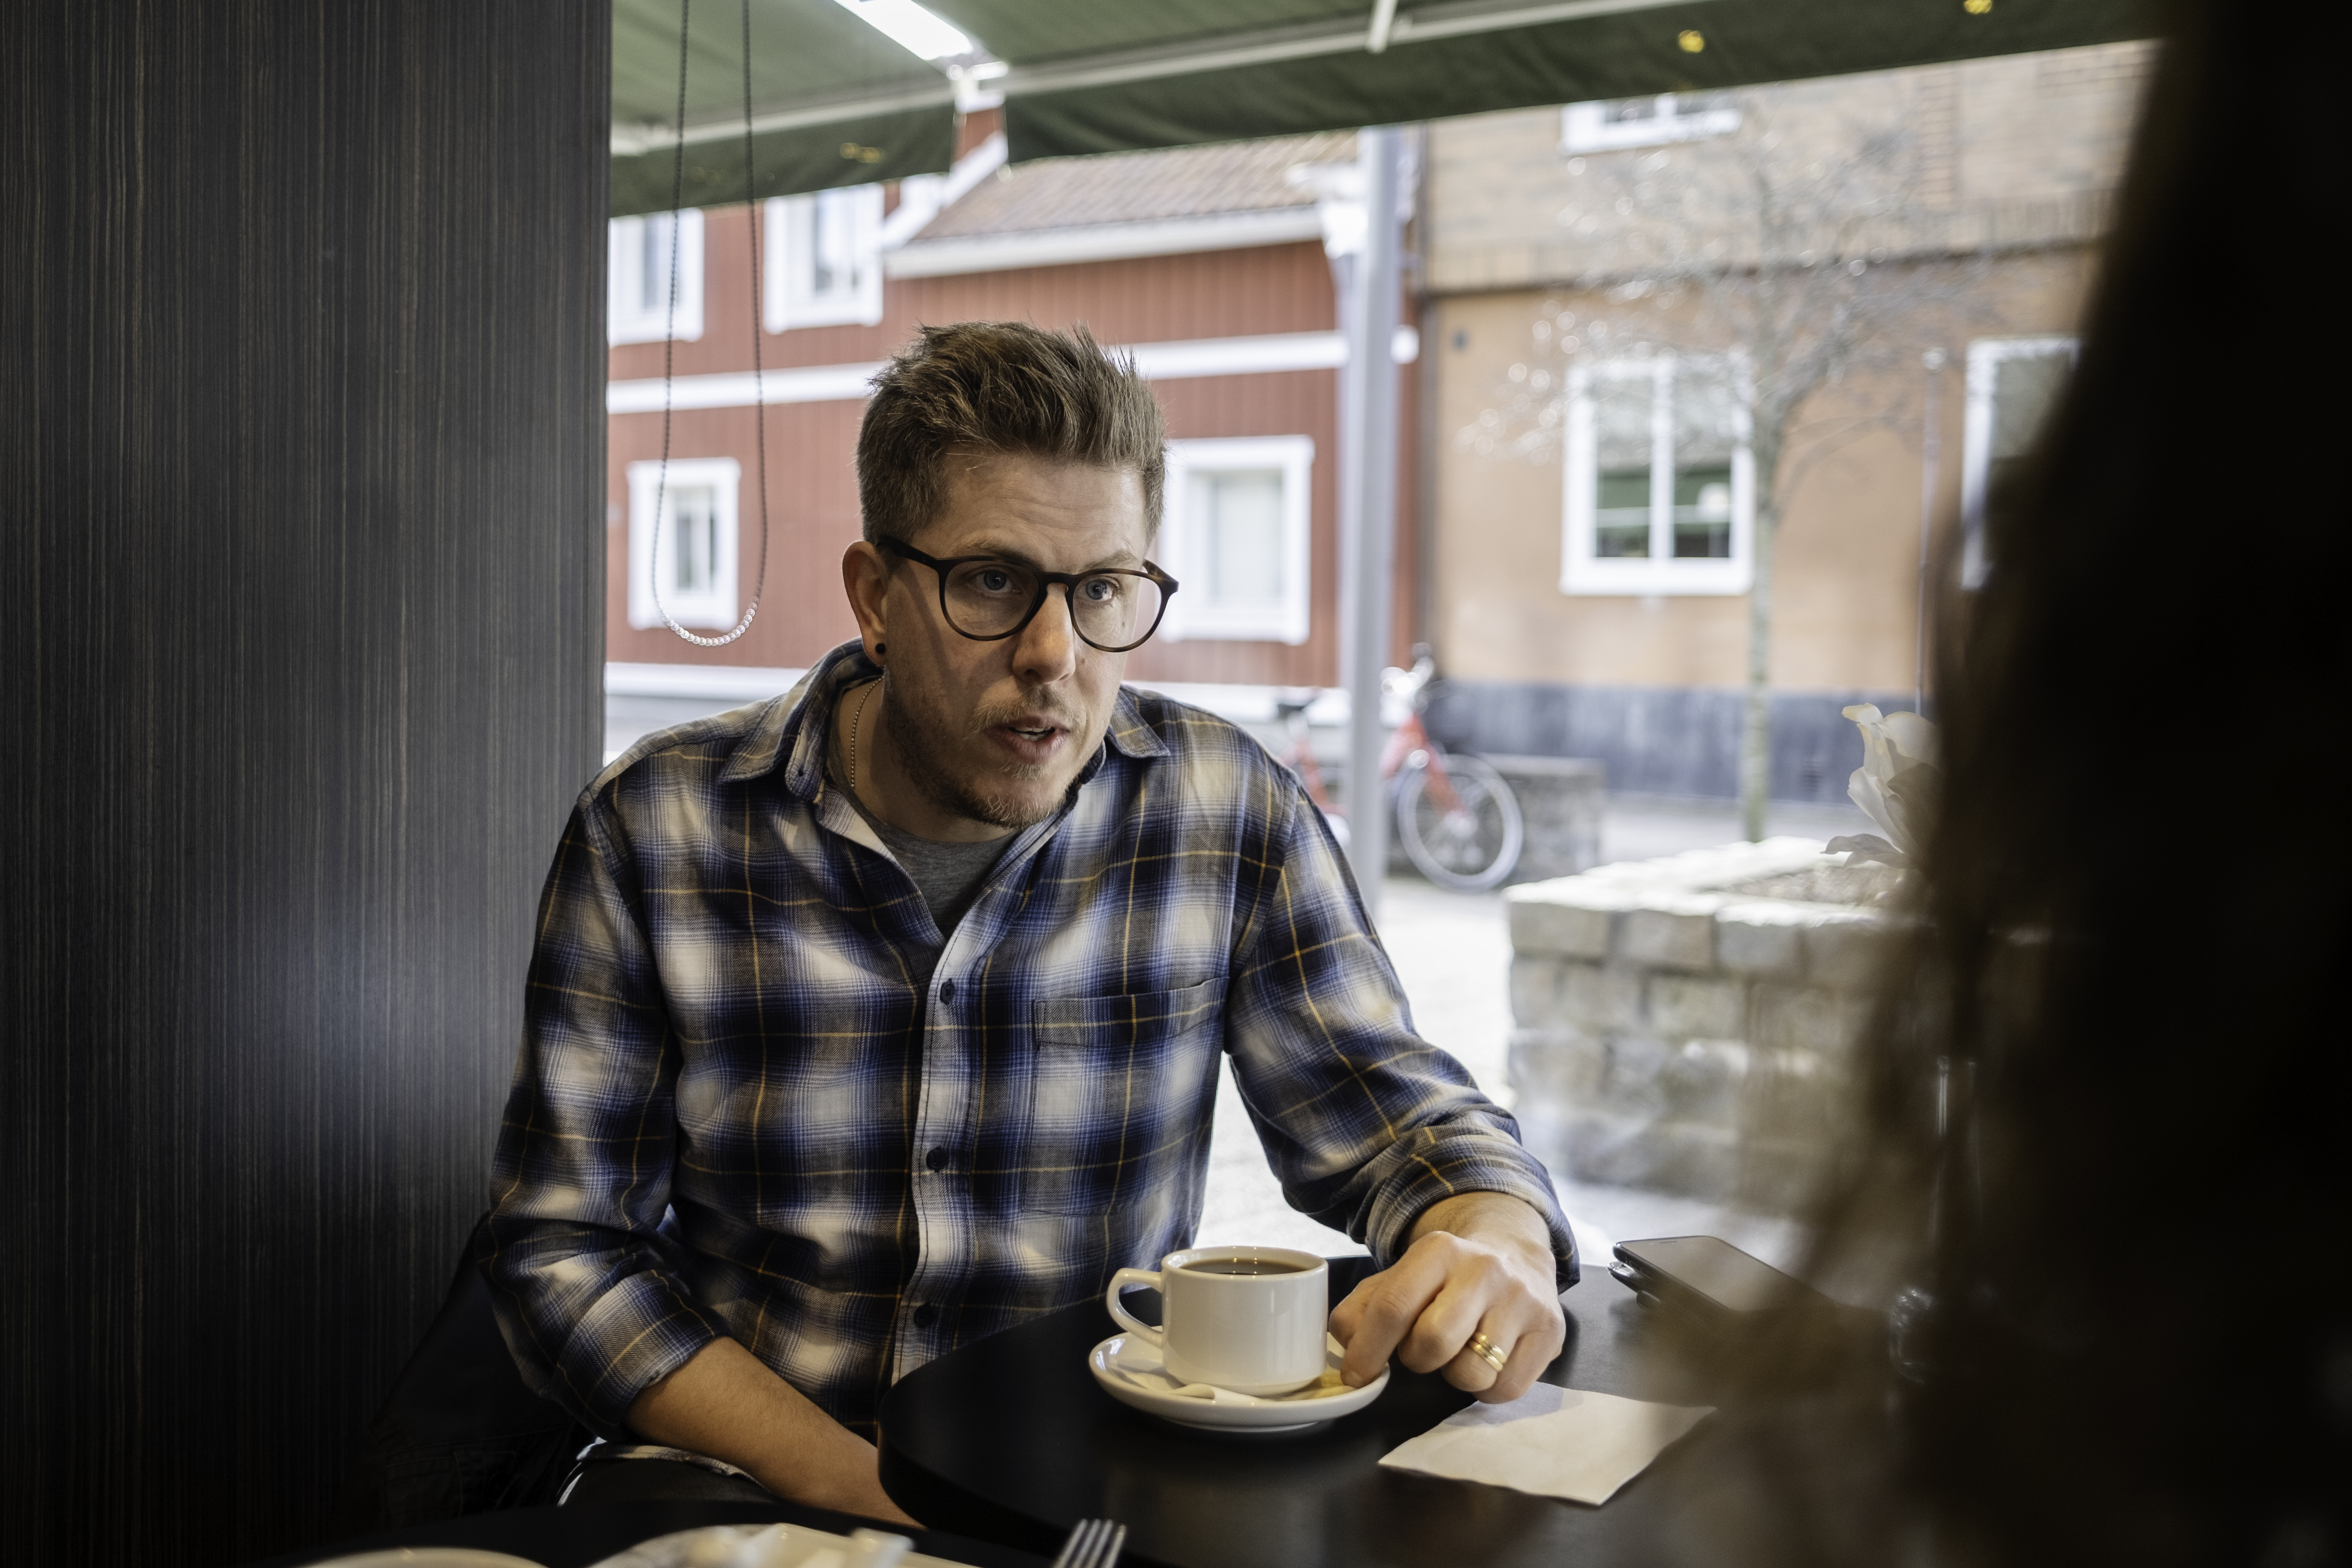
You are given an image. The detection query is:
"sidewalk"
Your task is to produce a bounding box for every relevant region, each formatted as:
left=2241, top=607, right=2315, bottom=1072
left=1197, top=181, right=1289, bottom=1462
left=1192, top=792, right=1874, bottom=1277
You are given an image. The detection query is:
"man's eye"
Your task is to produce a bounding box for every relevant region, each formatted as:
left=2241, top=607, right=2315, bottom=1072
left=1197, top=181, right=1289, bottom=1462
left=974, top=568, right=1018, bottom=594
left=1079, top=576, right=1122, bottom=603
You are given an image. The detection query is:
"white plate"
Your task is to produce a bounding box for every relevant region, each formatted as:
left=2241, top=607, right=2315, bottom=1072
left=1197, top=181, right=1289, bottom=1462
left=1087, top=1332, right=1389, bottom=1433
left=307, top=1554, right=546, bottom=1568
left=586, top=1523, right=955, bottom=1567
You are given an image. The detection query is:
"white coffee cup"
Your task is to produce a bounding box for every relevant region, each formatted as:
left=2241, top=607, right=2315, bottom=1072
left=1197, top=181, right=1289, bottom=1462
left=1105, top=1245, right=1330, bottom=1396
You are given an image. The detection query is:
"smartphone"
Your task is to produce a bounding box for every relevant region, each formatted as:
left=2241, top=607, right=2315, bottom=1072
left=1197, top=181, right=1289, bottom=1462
left=1610, top=1236, right=1832, bottom=1318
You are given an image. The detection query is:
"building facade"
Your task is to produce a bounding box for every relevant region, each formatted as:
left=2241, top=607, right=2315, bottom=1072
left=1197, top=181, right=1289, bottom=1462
left=603, top=116, right=1420, bottom=758
left=1419, top=41, right=2150, bottom=800
left=606, top=46, right=2150, bottom=802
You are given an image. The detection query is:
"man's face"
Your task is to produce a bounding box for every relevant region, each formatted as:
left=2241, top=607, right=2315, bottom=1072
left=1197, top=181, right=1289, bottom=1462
left=866, top=451, right=1150, bottom=833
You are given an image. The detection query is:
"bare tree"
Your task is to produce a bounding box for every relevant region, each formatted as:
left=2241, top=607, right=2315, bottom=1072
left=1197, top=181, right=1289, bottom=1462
left=1462, top=86, right=1997, bottom=838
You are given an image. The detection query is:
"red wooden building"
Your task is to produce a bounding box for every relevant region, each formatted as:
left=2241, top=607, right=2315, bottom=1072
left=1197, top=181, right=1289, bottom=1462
left=605, top=115, right=1419, bottom=755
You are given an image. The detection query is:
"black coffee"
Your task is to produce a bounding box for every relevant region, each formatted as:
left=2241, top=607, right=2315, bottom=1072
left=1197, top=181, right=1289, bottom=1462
left=1182, top=1259, right=1310, bottom=1276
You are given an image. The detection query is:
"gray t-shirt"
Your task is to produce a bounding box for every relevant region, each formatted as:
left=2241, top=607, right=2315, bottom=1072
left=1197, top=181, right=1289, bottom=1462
left=829, top=720, right=1012, bottom=938
left=860, top=806, right=1011, bottom=936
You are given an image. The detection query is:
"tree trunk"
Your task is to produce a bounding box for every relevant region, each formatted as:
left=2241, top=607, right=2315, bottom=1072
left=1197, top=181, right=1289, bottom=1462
left=1739, top=428, right=1784, bottom=841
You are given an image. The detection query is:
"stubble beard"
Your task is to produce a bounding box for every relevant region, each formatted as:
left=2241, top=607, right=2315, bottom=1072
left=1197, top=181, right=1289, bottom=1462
left=881, top=668, right=1090, bottom=831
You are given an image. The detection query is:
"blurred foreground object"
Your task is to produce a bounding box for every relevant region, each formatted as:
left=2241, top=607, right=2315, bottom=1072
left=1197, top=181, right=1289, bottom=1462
left=1657, top=1, right=2352, bottom=1564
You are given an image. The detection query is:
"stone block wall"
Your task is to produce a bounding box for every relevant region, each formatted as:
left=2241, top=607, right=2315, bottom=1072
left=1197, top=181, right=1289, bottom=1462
left=1505, top=839, right=1904, bottom=1212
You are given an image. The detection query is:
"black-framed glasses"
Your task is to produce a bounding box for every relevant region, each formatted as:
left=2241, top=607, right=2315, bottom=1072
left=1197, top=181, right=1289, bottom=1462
left=881, top=539, right=1179, bottom=653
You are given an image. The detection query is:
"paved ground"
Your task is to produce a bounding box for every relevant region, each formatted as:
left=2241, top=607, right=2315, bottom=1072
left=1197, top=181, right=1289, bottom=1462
left=1192, top=793, right=1875, bottom=1277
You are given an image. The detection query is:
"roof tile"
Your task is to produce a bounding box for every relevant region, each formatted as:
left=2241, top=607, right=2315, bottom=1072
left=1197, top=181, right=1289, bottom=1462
left=915, top=131, right=1355, bottom=240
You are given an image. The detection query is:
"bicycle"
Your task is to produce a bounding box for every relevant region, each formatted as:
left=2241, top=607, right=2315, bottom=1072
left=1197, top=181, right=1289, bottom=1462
left=1276, top=652, right=1525, bottom=892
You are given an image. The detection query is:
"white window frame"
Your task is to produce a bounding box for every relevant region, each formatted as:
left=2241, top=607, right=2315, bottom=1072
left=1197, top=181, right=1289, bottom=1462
left=1960, top=336, right=2079, bottom=588
left=607, top=210, right=705, bottom=345
left=1561, top=93, right=1741, bottom=155
left=764, top=185, right=885, bottom=332
left=1561, top=353, right=1754, bottom=596
left=626, top=458, right=740, bottom=630
left=1158, top=436, right=1315, bottom=645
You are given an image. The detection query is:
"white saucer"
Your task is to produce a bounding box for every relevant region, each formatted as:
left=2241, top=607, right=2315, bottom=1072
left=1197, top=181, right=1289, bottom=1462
left=1087, top=1332, right=1389, bottom=1433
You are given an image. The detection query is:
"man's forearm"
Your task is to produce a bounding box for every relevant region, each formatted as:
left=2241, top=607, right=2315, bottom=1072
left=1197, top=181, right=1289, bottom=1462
left=627, top=1336, right=917, bottom=1526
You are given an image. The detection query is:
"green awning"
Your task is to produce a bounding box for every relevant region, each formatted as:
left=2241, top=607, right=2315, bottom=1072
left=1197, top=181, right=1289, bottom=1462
left=613, top=0, right=2155, bottom=214
left=611, top=0, right=958, bottom=216
left=943, top=0, right=2155, bottom=162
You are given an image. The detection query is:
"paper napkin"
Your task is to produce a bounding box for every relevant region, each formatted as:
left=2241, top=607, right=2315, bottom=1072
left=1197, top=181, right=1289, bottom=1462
left=1377, top=1384, right=1713, bottom=1505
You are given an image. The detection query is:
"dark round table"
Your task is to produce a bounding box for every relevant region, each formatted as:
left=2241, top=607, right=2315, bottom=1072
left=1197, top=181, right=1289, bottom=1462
left=877, top=1257, right=1795, bottom=1568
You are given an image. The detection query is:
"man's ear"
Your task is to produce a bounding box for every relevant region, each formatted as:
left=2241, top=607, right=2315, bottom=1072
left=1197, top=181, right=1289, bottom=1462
left=841, top=540, right=891, bottom=665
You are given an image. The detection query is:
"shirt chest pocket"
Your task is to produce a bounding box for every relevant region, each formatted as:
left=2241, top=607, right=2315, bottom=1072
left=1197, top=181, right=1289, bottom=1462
left=1020, top=977, right=1229, bottom=1218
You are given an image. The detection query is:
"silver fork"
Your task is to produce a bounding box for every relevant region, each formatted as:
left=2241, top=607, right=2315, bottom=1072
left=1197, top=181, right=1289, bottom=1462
left=1049, top=1516, right=1127, bottom=1568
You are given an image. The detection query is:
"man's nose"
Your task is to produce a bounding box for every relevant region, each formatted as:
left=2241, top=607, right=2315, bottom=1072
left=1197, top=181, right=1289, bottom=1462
left=1012, top=583, right=1080, bottom=685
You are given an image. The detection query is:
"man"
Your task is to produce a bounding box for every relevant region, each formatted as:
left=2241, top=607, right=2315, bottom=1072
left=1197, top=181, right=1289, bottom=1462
left=483, top=323, right=1576, bottom=1520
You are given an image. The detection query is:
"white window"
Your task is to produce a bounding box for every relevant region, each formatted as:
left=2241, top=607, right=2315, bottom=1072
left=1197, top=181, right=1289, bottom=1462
left=1562, top=354, right=1753, bottom=596
left=1961, top=337, right=2078, bottom=587
left=627, top=458, right=739, bottom=630
left=764, top=185, right=884, bottom=331
left=607, top=210, right=705, bottom=345
left=1561, top=93, right=1741, bottom=155
left=1158, top=437, right=1314, bottom=645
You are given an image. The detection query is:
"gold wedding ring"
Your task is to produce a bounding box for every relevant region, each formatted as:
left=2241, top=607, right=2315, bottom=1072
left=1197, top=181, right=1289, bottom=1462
left=1467, top=1332, right=1508, bottom=1373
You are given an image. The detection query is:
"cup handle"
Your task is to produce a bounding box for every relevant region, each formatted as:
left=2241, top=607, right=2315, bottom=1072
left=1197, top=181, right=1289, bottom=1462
left=1105, top=1268, right=1165, bottom=1348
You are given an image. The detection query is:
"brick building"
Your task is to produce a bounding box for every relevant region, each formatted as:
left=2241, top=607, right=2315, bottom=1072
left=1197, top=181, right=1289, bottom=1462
left=1418, top=41, right=2152, bottom=801
left=603, top=115, right=1418, bottom=758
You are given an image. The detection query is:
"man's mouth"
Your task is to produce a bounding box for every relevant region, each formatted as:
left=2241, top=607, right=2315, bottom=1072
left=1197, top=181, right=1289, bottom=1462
left=990, top=713, right=1072, bottom=762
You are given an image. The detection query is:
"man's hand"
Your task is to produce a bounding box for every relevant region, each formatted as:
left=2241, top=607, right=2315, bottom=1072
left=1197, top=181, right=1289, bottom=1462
left=1327, top=1191, right=1566, bottom=1404
left=627, top=1336, right=920, bottom=1527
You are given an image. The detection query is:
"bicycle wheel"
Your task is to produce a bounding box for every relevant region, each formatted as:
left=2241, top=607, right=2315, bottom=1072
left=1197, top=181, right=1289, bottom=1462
left=1395, top=752, right=1524, bottom=891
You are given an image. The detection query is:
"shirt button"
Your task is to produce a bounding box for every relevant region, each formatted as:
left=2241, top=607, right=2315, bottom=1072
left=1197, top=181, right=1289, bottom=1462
left=939, top=978, right=957, bottom=1004
left=912, top=1303, right=939, bottom=1328
left=925, top=1146, right=949, bottom=1172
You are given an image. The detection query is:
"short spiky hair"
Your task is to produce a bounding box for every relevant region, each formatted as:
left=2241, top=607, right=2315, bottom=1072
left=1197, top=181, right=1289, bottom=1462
left=856, top=322, right=1167, bottom=548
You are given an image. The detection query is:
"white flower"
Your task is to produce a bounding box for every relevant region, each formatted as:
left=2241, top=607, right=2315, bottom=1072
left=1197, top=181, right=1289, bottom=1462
left=1836, top=704, right=1939, bottom=864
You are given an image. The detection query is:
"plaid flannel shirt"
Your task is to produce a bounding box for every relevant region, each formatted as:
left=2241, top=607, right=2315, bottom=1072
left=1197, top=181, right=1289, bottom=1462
left=482, top=641, right=1575, bottom=1440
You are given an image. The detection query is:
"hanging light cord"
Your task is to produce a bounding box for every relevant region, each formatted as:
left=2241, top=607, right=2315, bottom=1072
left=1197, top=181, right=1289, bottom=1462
left=647, top=0, right=773, bottom=648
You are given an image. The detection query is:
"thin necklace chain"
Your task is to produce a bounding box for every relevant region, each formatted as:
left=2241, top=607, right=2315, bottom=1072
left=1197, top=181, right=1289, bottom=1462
left=847, top=680, right=877, bottom=793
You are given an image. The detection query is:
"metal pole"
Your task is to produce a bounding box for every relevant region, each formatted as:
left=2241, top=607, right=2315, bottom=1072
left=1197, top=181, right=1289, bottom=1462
left=1916, top=348, right=1946, bottom=715
left=1341, top=125, right=1405, bottom=922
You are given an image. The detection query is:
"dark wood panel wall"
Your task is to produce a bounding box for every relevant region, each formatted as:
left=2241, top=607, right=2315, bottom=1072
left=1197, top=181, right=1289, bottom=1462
left=0, top=3, right=608, bottom=1563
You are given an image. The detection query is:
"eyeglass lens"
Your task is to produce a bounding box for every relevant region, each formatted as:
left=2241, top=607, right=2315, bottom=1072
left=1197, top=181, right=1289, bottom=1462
left=942, top=560, right=1165, bottom=648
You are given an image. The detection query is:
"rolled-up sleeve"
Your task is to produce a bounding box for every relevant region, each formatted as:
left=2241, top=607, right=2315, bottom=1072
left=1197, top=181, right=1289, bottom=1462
left=479, top=798, right=725, bottom=1435
left=1223, top=781, right=1579, bottom=1289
